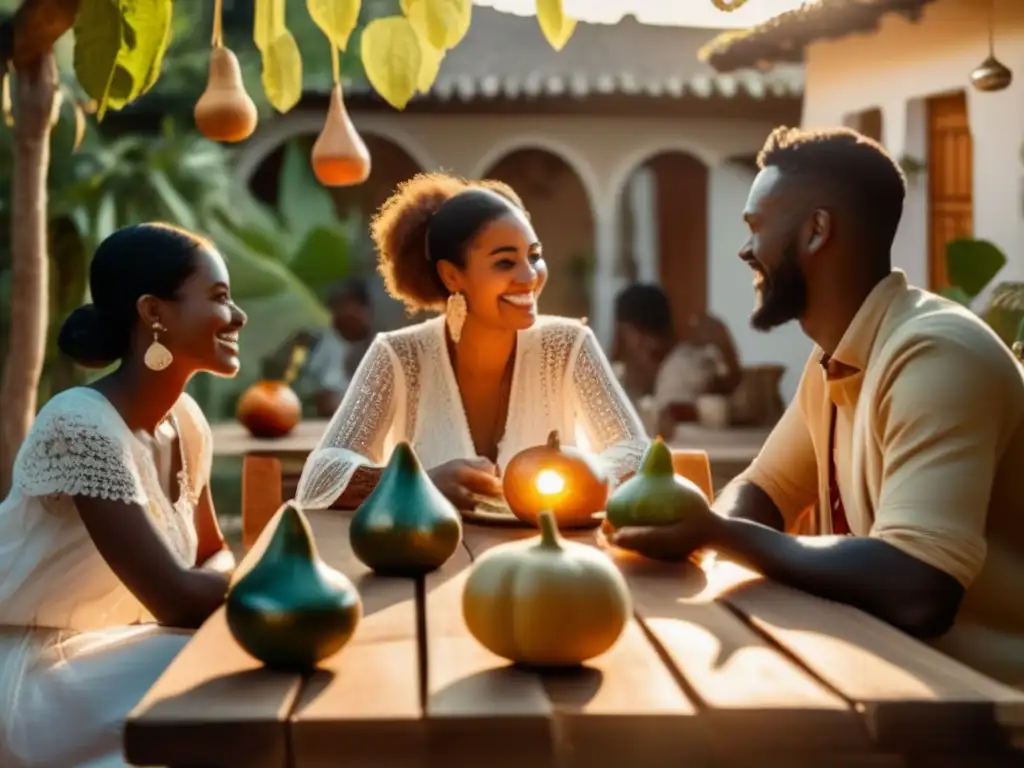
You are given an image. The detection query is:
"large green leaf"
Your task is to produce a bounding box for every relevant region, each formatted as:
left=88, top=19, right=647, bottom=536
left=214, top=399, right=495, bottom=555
left=73, top=0, right=122, bottom=117
left=207, top=219, right=336, bottom=310
left=72, top=0, right=174, bottom=117
left=288, top=225, right=351, bottom=294
left=946, top=238, right=1007, bottom=299
left=278, top=139, right=338, bottom=239
left=148, top=168, right=198, bottom=230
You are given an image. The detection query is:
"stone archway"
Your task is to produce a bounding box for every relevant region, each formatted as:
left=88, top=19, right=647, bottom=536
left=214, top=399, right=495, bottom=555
left=480, top=148, right=596, bottom=320
left=616, top=151, right=709, bottom=340
left=247, top=132, right=422, bottom=227
left=246, top=132, right=424, bottom=330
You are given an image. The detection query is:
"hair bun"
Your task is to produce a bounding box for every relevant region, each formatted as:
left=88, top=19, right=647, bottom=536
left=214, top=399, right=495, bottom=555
left=57, top=304, right=129, bottom=369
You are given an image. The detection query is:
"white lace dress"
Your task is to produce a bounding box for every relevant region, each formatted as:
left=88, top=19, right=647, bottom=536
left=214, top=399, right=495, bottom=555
left=296, top=315, right=649, bottom=509
left=0, top=387, right=211, bottom=768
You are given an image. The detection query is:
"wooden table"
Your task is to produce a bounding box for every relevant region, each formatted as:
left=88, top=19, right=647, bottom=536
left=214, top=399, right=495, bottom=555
left=126, top=509, right=1024, bottom=768
left=210, top=420, right=770, bottom=466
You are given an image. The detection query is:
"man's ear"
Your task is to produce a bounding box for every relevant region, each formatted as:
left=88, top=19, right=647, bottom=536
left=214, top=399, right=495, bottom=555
left=807, top=208, right=832, bottom=254
left=436, top=259, right=462, bottom=294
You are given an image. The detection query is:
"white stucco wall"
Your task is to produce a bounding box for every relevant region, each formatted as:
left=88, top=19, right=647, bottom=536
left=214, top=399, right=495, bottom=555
left=238, top=110, right=809, bottom=398
left=801, top=0, right=1024, bottom=293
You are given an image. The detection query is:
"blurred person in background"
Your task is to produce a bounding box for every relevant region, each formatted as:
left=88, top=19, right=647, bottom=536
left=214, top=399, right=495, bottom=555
left=263, top=277, right=374, bottom=417
left=612, top=282, right=742, bottom=435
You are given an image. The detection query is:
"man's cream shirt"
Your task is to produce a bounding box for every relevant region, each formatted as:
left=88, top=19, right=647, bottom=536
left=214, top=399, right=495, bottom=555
left=738, top=269, right=1024, bottom=686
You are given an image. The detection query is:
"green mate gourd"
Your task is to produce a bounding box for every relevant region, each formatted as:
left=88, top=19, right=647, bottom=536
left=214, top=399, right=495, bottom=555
left=226, top=503, right=362, bottom=672
left=349, top=442, right=463, bottom=575
left=605, top=438, right=710, bottom=529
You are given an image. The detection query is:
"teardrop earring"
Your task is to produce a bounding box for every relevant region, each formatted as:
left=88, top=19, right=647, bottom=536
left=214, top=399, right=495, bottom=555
left=446, top=292, right=467, bottom=344
left=144, top=321, right=174, bottom=372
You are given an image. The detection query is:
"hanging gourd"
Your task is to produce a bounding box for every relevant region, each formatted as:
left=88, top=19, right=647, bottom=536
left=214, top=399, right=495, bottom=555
left=308, top=0, right=371, bottom=186
left=194, top=0, right=258, bottom=143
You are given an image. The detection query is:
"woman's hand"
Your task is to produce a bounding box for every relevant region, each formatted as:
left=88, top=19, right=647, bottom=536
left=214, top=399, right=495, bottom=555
left=428, top=457, right=503, bottom=509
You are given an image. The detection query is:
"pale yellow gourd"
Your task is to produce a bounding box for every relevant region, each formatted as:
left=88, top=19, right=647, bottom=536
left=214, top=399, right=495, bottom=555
left=461, top=510, right=632, bottom=667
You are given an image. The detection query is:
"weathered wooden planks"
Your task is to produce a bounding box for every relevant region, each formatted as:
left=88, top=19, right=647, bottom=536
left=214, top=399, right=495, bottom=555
left=712, top=561, right=1024, bottom=754
left=124, top=505, right=302, bottom=768
left=288, top=510, right=422, bottom=768
left=459, top=524, right=868, bottom=760
left=455, top=524, right=710, bottom=767
left=421, top=538, right=555, bottom=767
left=126, top=506, right=1024, bottom=767
left=613, top=549, right=871, bottom=758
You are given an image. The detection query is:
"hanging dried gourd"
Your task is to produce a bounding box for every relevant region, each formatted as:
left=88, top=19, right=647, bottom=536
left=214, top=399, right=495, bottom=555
left=194, top=0, right=258, bottom=143
left=308, top=0, right=371, bottom=186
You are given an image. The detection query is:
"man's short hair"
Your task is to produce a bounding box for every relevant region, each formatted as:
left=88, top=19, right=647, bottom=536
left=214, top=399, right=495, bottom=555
left=757, top=126, right=906, bottom=250
left=328, top=277, right=371, bottom=308
left=614, top=283, right=673, bottom=336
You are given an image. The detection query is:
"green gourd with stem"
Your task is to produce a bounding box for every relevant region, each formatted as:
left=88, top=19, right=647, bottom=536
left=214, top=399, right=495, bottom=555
left=226, top=503, right=362, bottom=672
left=605, top=438, right=710, bottom=530
left=349, top=442, right=463, bottom=575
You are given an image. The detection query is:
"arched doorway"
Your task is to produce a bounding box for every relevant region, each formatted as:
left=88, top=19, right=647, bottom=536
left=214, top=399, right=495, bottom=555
left=480, top=148, right=595, bottom=320
left=617, top=151, right=708, bottom=340
left=246, top=132, right=424, bottom=330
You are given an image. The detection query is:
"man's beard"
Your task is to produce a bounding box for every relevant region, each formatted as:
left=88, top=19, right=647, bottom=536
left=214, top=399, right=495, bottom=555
left=750, top=239, right=807, bottom=332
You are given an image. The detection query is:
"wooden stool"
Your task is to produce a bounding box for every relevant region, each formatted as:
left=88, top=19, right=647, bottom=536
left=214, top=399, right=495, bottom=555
left=671, top=448, right=714, bottom=501
left=241, top=455, right=283, bottom=552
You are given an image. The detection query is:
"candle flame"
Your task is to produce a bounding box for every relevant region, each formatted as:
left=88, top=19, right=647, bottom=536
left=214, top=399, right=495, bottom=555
left=535, top=469, right=565, bottom=496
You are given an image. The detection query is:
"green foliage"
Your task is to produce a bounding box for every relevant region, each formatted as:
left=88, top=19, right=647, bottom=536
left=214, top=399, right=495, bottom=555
left=72, top=0, right=174, bottom=118
left=940, top=238, right=1024, bottom=357
left=940, top=238, right=1007, bottom=303
left=0, top=115, right=357, bottom=416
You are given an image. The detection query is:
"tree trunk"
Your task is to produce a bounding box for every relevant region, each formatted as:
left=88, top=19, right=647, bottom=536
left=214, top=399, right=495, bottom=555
left=0, top=53, right=57, bottom=496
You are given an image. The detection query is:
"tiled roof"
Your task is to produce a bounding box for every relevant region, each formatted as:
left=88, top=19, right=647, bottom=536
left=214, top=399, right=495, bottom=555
left=346, top=7, right=803, bottom=102
left=699, top=0, right=937, bottom=73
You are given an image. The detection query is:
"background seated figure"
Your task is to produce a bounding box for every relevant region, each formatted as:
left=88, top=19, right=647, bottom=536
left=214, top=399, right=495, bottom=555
left=612, top=282, right=742, bottom=435
left=262, top=277, right=374, bottom=418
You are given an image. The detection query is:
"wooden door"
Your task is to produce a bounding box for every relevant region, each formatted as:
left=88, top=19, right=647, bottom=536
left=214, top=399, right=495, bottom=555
left=927, top=92, right=974, bottom=290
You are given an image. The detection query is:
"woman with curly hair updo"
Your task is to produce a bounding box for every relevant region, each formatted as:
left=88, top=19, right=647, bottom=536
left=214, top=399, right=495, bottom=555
left=296, top=172, right=648, bottom=512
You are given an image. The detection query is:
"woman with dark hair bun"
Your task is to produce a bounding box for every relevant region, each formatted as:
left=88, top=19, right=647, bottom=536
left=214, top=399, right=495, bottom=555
left=297, top=172, right=647, bottom=513
left=0, top=222, right=247, bottom=767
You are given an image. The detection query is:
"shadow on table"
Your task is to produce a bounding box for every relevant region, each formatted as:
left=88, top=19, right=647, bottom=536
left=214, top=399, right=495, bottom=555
left=136, top=667, right=311, bottom=717
left=353, top=571, right=419, bottom=621
left=712, top=573, right=1021, bottom=754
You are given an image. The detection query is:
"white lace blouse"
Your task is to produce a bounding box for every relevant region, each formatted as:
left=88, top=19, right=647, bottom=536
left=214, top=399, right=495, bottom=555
left=296, top=315, right=649, bottom=510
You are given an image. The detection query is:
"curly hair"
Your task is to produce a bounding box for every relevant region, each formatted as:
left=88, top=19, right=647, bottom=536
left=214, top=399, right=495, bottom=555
left=757, top=126, right=906, bottom=251
left=370, top=171, right=527, bottom=313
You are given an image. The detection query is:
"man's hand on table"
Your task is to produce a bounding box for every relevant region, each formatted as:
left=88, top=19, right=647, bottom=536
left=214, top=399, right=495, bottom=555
left=608, top=479, right=783, bottom=562
left=607, top=479, right=965, bottom=640
left=608, top=502, right=721, bottom=562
